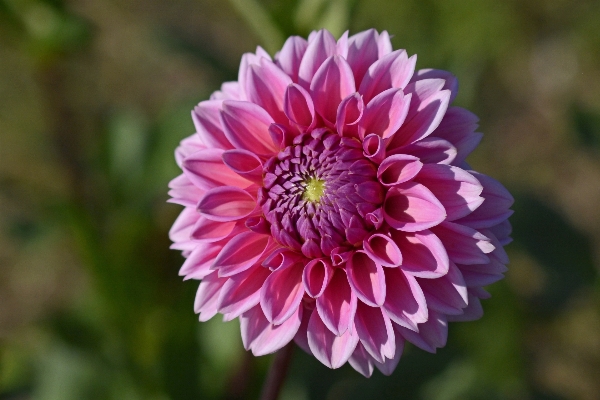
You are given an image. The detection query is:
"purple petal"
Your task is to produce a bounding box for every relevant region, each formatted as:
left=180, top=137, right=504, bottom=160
left=373, top=327, right=405, bottom=375
left=284, top=83, right=315, bottom=131
left=418, top=261, right=468, bottom=315
left=359, top=50, right=416, bottom=103
left=213, top=232, right=270, bottom=277
left=220, top=100, right=277, bottom=156
left=245, top=58, right=293, bottom=124
left=396, top=310, right=448, bottom=353
left=307, top=308, right=359, bottom=369
left=298, top=29, right=338, bottom=88
left=260, top=261, right=305, bottom=325
left=222, top=149, right=264, bottom=184
left=363, top=134, right=386, bottom=163
left=363, top=233, right=402, bottom=267
left=197, top=186, right=256, bottom=222
left=218, top=264, right=271, bottom=320
left=241, top=305, right=302, bottom=356
left=194, top=271, right=227, bottom=322
left=382, top=266, right=428, bottom=331
left=179, top=241, right=223, bottom=280
left=431, top=221, right=494, bottom=265
left=191, top=217, right=239, bottom=242
left=393, top=136, right=457, bottom=165
left=303, top=258, right=333, bottom=298
left=354, top=302, right=395, bottom=363
left=391, top=229, right=449, bottom=278
left=383, top=182, right=446, bottom=232
left=316, top=267, right=357, bottom=336
left=346, top=29, right=380, bottom=87
left=310, top=55, right=356, bottom=125
left=183, top=148, right=252, bottom=190
left=336, top=93, right=364, bottom=138
left=411, top=68, right=459, bottom=103
left=348, top=343, right=375, bottom=377
left=359, top=88, right=411, bottom=139
left=378, top=154, right=423, bottom=186
left=346, top=251, right=387, bottom=306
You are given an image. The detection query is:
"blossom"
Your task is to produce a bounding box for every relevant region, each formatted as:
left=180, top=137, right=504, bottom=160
left=168, top=28, right=513, bottom=377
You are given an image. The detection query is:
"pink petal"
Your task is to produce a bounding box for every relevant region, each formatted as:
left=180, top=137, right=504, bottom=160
left=391, top=229, right=449, bottom=278
left=284, top=83, right=315, bottom=131
left=240, top=305, right=302, bottom=356
left=175, top=134, right=205, bottom=167
left=336, top=30, right=349, bottom=58
left=245, top=58, right=293, bottom=124
left=359, top=50, right=416, bottom=103
left=393, top=136, right=457, bottom=165
left=363, top=233, right=402, bottom=267
left=373, top=327, right=405, bottom=375
left=359, top=88, right=411, bottom=140
left=336, top=93, right=364, bottom=138
left=413, top=164, right=484, bottom=220
left=220, top=100, right=277, bottom=156
left=348, top=343, right=374, bottom=377
left=210, top=81, right=242, bottom=101
left=363, top=134, right=386, bottom=163
left=260, top=261, right=305, bottom=325
left=298, top=29, right=338, bottom=88
left=396, top=310, right=448, bottom=353
left=418, top=261, right=468, bottom=315
left=388, top=79, right=451, bottom=148
left=303, top=258, right=333, bottom=298
left=447, top=294, right=484, bottom=322
left=377, top=154, right=423, bottom=186
left=382, top=266, right=428, bottom=331
left=275, top=36, right=308, bottom=83
left=316, top=267, right=357, bottom=336
left=455, top=172, right=514, bottom=229
left=354, top=302, right=395, bottom=363
left=431, top=221, right=494, bottom=265
left=169, top=207, right=200, bottom=250
left=218, top=264, right=271, bottom=320
left=307, top=308, right=359, bottom=369
left=411, top=69, right=459, bottom=103
left=293, top=304, right=312, bottom=354
left=192, top=100, right=233, bottom=150
left=197, top=186, right=256, bottom=222
left=179, top=241, right=223, bottom=280
left=377, top=31, right=393, bottom=58
left=310, top=55, right=356, bottom=125
left=346, top=29, right=380, bottom=87
left=194, top=272, right=228, bottom=322
left=221, top=149, right=264, bottom=184
left=346, top=251, right=387, bottom=306
left=383, top=182, right=446, bottom=232
left=183, top=148, right=252, bottom=190
left=190, top=217, right=238, bottom=242
left=168, top=174, right=205, bottom=207
left=213, top=232, right=270, bottom=277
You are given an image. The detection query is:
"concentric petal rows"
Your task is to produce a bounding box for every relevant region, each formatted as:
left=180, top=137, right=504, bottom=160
left=168, top=29, right=513, bottom=376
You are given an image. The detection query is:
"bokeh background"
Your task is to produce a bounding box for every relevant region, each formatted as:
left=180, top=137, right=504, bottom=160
left=1, top=0, right=600, bottom=399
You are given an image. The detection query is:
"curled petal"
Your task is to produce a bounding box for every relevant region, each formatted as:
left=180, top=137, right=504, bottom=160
left=391, top=229, right=449, bottom=278
left=336, top=93, right=364, bottom=138
left=354, top=302, right=395, bottom=363
left=378, top=154, right=423, bottom=186
left=310, top=55, right=356, bottom=125
left=303, top=258, right=333, bottom=298
left=363, top=134, right=386, bottom=163
left=346, top=251, right=387, bottom=306
left=213, top=232, right=270, bottom=277
left=222, top=149, right=264, bottom=184
left=363, top=234, right=402, bottom=267
left=284, top=83, right=315, bottom=131
left=316, top=268, right=357, bottom=336
left=383, top=183, right=446, bottom=232
left=359, top=88, right=411, bottom=140
left=197, top=186, right=256, bottom=222
left=307, top=308, right=359, bottom=369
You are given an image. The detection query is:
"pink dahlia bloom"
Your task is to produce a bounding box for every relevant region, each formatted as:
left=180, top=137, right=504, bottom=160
left=169, top=29, right=513, bottom=377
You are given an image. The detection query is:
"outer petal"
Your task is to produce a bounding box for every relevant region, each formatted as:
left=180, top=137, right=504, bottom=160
left=383, top=182, right=446, bottom=232
left=192, top=100, right=233, bottom=150
left=183, top=148, right=252, bottom=190
left=197, top=186, right=256, bottom=222
left=348, top=343, right=375, bottom=377
left=220, top=100, right=277, bottom=156
left=222, top=149, right=264, bottom=184
left=354, top=302, right=395, bottom=363
left=240, top=305, right=302, bottom=356
left=377, top=31, right=393, bottom=58
left=411, top=69, right=459, bottom=103
left=190, top=217, right=239, bottom=242
left=359, top=88, right=411, bottom=140
left=218, top=264, right=271, bottom=320
left=310, top=55, right=356, bottom=125
left=391, top=229, right=449, bottom=278
left=298, top=29, right=338, bottom=88
left=168, top=173, right=205, bottom=207
left=179, top=241, right=223, bottom=280
left=169, top=207, right=200, bottom=251
left=377, top=154, right=423, bottom=187
left=307, top=308, right=359, bottom=369
left=316, top=267, right=357, bottom=336
left=346, top=29, right=380, bottom=87
left=284, top=83, right=315, bottom=131
left=245, top=58, right=293, bottom=124
left=260, top=261, right=305, bottom=325
left=194, top=272, right=228, bottom=322
left=382, top=266, right=428, bottom=331
left=431, top=221, right=494, bottom=265
left=213, top=232, right=271, bottom=277
left=275, top=36, right=308, bottom=83
left=359, top=50, right=416, bottom=103
left=394, top=136, right=457, bottom=165
left=346, top=251, right=387, bottom=306
left=396, top=310, right=448, bottom=353
left=418, top=262, right=468, bottom=315
left=373, top=327, right=405, bottom=376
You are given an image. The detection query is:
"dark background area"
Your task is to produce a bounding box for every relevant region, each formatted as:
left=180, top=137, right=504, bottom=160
left=1, top=0, right=599, bottom=399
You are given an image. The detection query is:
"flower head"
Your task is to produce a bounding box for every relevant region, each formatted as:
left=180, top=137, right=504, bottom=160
left=169, top=29, right=513, bottom=376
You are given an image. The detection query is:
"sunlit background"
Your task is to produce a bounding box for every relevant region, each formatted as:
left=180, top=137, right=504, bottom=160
left=1, top=0, right=600, bottom=399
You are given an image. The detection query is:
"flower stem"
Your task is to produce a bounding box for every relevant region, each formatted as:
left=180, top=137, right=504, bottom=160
left=259, top=342, right=295, bottom=400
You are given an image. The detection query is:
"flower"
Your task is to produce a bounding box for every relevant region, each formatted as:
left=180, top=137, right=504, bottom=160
left=168, top=28, right=513, bottom=377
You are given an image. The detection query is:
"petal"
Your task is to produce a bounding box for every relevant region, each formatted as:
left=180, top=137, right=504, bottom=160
left=336, top=93, right=364, bottom=138
left=316, top=267, right=357, bottom=336
left=418, top=261, right=468, bottom=315
left=168, top=174, right=205, bottom=207
left=359, top=88, right=411, bottom=139
left=210, top=81, right=242, bottom=101
left=197, top=186, right=256, bottom=222
left=431, top=221, right=494, bottom=265
left=183, top=148, right=252, bottom=190
left=377, top=154, right=423, bottom=186
left=293, top=304, right=312, bottom=354
left=194, top=272, right=228, bottom=322
left=414, top=164, right=484, bottom=220
left=310, top=55, right=356, bottom=125
left=447, top=294, right=484, bottom=322
left=220, top=100, right=277, bottom=155
left=303, top=258, right=333, bottom=298
left=363, top=233, right=402, bottom=267
left=192, top=100, right=233, bottom=150
left=307, top=308, right=359, bottom=369
left=359, top=50, right=417, bottom=103
left=411, top=69, right=459, bottom=103
left=348, top=343, right=374, bottom=377
left=346, top=29, right=380, bottom=87
left=240, top=305, right=302, bottom=356
left=363, top=134, right=386, bottom=164
left=169, top=207, right=200, bottom=246
left=373, top=327, right=405, bottom=375
left=245, top=58, right=293, bottom=124
left=377, top=31, right=393, bottom=58
left=190, top=217, right=239, bottom=242
left=179, top=241, right=223, bottom=280
left=354, top=302, right=395, bottom=363
left=260, top=261, right=305, bottom=325
left=218, top=264, right=271, bottom=320
left=382, top=266, right=428, bottom=331
left=383, top=182, right=446, bottom=232
left=391, top=229, right=449, bottom=278
left=222, top=149, right=264, bottom=184
left=396, top=310, right=448, bottom=353
left=393, top=136, right=457, bottom=165
left=275, top=36, right=308, bottom=83
left=213, top=232, right=270, bottom=277
left=283, top=83, right=315, bottom=131
left=346, top=251, right=387, bottom=306
left=298, top=29, right=338, bottom=88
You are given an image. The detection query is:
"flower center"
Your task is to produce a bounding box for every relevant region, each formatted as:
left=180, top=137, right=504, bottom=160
left=303, top=177, right=326, bottom=202
left=259, top=130, right=383, bottom=258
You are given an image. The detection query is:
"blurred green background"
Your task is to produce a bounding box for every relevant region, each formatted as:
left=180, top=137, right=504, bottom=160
left=1, top=0, right=600, bottom=399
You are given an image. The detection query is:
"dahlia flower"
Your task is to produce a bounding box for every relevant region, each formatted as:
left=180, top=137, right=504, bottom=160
left=169, top=29, right=513, bottom=377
